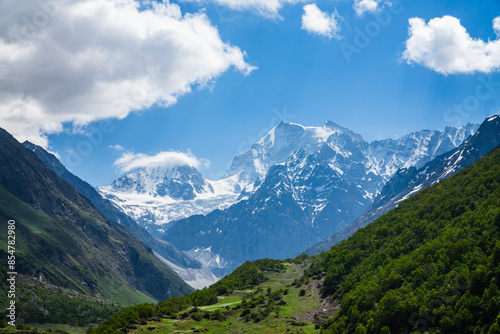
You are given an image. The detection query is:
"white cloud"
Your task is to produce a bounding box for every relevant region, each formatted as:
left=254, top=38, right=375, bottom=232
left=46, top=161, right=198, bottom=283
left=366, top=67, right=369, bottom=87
left=179, top=0, right=303, bottom=18
left=109, top=144, right=125, bottom=151
left=0, top=0, right=255, bottom=147
left=301, top=4, right=341, bottom=39
left=494, top=17, right=500, bottom=37
left=114, top=150, right=210, bottom=174
left=353, top=0, right=383, bottom=16
left=403, top=15, right=500, bottom=75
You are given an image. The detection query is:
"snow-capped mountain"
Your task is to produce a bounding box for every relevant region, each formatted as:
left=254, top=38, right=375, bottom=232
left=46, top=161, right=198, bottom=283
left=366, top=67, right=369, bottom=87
left=161, top=121, right=479, bottom=271
left=226, top=121, right=479, bottom=199
left=375, top=115, right=499, bottom=213
left=368, top=124, right=479, bottom=181
left=23, top=141, right=202, bottom=269
left=108, top=164, right=213, bottom=199
left=306, top=115, right=499, bottom=256
left=225, top=122, right=367, bottom=190
left=100, top=120, right=478, bottom=239
left=99, top=165, right=241, bottom=236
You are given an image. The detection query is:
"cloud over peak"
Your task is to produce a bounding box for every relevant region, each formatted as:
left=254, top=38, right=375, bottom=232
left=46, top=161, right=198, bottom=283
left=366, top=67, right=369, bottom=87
left=403, top=15, right=500, bottom=75
left=114, top=150, right=210, bottom=174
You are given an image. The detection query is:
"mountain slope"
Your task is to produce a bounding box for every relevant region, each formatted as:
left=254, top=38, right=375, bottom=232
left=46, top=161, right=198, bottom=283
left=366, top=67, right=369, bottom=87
left=0, top=128, right=192, bottom=309
left=366, top=124, right=478, bottom=179
left=23, top=141, right=201, bottom=270
left=306, top=144, right=500, bottom=333
left=306, top=114, right=500, bottom=255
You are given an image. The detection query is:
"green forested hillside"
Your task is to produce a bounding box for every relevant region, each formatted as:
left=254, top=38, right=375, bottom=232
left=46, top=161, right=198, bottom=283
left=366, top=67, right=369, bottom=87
left=307, top=146, right=500, bottom=333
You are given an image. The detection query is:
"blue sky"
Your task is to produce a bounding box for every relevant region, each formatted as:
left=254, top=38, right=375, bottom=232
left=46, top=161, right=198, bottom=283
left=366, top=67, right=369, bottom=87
left=1, top=0, right=499, bottom=186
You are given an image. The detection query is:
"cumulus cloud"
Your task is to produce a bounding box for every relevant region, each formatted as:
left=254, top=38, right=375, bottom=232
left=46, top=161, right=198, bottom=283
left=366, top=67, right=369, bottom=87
left=114, top=150, right=210, bottom=174
left=179, top=0, right=303, bottom=18
left=301, top=4, right=341, bottom=39
left=403, top=15, right=500, bottom=75
left=353, top=0, right=383, bottom=16
left=0, top=0, right=255, bottom=147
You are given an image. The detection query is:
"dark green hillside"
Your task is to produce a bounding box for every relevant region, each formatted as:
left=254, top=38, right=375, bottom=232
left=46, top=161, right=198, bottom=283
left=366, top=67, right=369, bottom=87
left=0, top=185, right=147, bottom=304
left=0, top=128, right=192, bottom=325
left=307, top=146, right=500, bottom=333
left=0, top=183, right=184, bottom=325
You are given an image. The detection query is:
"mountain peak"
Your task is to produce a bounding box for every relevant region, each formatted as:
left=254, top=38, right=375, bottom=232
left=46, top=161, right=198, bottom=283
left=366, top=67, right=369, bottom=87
left=272, top=121, right=306, bottom=136
left=322, top=121, right=365, bottom=143
left=323, top=120, right=343, bottom=130
left=482, top=114, right=500, bottom=127
left=276, top=121, right=303, bottom=128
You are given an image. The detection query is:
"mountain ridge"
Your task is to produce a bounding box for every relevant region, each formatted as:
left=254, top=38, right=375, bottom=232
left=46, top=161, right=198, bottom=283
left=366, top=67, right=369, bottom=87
left=306, top=114, right=500, bottom=255
left=306, top=144, right=500, bottom=333
left=100, top=121, right=478, bottom=239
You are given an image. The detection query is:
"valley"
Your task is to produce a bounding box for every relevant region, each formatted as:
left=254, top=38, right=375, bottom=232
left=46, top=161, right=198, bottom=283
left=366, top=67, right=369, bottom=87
left=87, top=142, right=500, bottom=334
